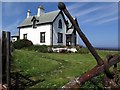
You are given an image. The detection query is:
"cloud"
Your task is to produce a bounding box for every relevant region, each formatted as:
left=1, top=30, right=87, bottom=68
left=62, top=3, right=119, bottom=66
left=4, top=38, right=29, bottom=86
left=76, top=3, right=117, bottom=17
left=81, top=10, right=117, bottom=24
left=96, top=17, right=118, bottom=24
left=67, top=2, right=111, bottom=18
left=67, top=2, right=118, bottom=25
left=75, top=7, right=102, bottom=17
left=82, top=3, right=118, bottom=24
left=67, top=2, right=87, bottom=11
left=2, top=2, right=24, bottom=35
left=3, top=19, right=21, bottom=35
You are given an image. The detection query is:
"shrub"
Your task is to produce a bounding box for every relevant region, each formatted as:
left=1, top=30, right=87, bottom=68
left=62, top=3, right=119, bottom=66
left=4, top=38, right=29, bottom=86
left=27, top=45, right=39, bottom=51
left=67, top=45, right=83, bottom=50
left=67, top=45, right=75, bottom=48
left=76, top=44, right=83, bottom=49
left=12, top=39, right=33, bottom=49
left=38, top=45, right=48, bottom=53
left=77, top=47, right=89, bottom=54
left=11, top=44, right=15, bottom=52
left=27, top=45, right=48, bottom=53
left=52, top=45, right=66, bottom=48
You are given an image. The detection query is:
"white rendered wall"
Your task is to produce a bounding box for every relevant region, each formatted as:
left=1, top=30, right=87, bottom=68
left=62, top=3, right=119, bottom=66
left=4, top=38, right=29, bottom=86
left=53, top=13, right=66, bottom=46
left=20, top=24, right=51, bottom=45
left=76, top=32, right=79, bottom=45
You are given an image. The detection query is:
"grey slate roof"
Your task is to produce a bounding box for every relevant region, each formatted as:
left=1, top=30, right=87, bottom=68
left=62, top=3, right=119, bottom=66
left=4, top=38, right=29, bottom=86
left=18, top=10, right=60, bottom=28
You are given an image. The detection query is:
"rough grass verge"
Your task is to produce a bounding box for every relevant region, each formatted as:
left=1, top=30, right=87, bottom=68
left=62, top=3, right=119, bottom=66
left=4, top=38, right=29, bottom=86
left=12, top=49, right=120, bottom=88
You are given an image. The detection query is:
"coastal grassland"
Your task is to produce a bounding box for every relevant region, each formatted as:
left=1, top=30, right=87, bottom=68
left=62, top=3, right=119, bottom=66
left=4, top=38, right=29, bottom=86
left=12, top=49, right=120, bottom=88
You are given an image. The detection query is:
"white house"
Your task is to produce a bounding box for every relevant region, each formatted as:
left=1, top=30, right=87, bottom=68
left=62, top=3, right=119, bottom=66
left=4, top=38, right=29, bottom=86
left=18, top=5, right=78, bottom=46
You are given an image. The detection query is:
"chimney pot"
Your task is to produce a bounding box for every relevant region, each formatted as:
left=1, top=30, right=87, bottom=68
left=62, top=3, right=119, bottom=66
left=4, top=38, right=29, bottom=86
left=37, top=5, right=44, bottom=17
left=27, top=9, right=31, bottom=18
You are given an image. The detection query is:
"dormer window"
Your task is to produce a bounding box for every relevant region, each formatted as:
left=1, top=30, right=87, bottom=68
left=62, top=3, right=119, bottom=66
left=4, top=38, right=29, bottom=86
left=31, top=16, right=39, bottom=28
left=33, top=20, right=37, bottom=28
left=58, top=19, right=62, bottom=29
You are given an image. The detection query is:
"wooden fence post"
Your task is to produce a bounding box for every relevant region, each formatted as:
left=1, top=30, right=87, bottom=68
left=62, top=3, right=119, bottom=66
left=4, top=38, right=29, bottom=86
left=2, top=31, right=11, bottom=89
left=2, top=31, right=7, bottom=84
left=0, top=32, right=2, bottom=84
left=6, top=32, right=11, bottom=88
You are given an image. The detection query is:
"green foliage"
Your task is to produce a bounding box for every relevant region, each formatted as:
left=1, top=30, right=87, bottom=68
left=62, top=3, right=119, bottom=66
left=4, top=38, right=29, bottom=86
left=11, top=44, right=15, bottom=52
left=34, top=45, right=48, bottom=53
left=67, top=45, right=83, bottom=49
left=81, top=74, right=104, bottom=89
left=52, top=45, right=66, bottom=48
left=12, top=39, right=33, bottom=49
left=26, top=45, right=48, bottom=53
left=77, top=47, right=89, bottom=54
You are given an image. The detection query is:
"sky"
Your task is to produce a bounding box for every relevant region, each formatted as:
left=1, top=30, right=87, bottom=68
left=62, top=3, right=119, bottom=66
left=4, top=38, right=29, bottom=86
left=1, top=0, right=119, bottom=49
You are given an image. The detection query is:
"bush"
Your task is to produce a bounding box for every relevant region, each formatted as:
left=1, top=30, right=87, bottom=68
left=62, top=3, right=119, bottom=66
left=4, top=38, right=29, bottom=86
left=77, top=47, right=89, bottom=54
left=27, top=45, right=39, bottom=51
left=38, top=45, right=48, bottom=53
left=52, top=45, right=66, bottom=48
left=67, top=45, right=83, bottom=50
left=12, top=39, right=33, bottom=49
left=76, top=44, right=83, bottom=49
left=11, top=44, right=15, bottom=52
left=27, top=45, right=48, bottom=53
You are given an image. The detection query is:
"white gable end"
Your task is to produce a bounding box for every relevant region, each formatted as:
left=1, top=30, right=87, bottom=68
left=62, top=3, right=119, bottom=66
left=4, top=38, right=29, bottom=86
left=53, top=13, right=66, bottom=45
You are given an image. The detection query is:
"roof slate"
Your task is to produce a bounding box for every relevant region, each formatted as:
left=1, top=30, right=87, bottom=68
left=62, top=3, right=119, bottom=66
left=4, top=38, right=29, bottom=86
left=18, top=10, right=60, bottom=28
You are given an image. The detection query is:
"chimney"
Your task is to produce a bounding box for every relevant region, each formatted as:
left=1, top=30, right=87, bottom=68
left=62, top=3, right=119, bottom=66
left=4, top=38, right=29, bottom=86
left=27, top=9, right=31, bottom=18
left=37, top=5, right=44, bottom=16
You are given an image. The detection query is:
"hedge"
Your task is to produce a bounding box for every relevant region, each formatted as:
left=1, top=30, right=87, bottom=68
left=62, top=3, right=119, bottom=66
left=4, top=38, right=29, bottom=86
left=26, top=45, right=48, bottom=53
left=77, top=47, right=89, bottom=54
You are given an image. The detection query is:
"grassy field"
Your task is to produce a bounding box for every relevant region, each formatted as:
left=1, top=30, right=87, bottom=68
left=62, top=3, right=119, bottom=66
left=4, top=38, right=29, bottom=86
left=12, top=49, right=120, bottom=89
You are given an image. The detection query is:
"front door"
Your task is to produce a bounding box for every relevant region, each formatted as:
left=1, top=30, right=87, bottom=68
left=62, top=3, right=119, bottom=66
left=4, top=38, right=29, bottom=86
left=66, top=35, right=71, bottom=46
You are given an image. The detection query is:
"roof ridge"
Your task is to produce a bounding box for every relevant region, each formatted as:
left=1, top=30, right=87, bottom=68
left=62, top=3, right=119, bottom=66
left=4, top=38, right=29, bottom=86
left=46, top=9, right=60, bottom=14
left=18, top=9, right=61, bottom=28
left=31, top=10, right=60, bottom=17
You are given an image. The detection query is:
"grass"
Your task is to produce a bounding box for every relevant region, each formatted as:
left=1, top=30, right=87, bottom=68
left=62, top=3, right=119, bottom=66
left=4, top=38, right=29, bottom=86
left=12, top=50, right=59, bottom=76
left=12, top=49, right=120, bottom=89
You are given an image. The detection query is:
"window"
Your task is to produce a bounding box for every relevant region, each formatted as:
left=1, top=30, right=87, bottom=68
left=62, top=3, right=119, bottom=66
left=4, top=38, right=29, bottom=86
left=58, top=19, right=62, bottom=29
left=40, top=32, right=45, bottom=43
left=31, top=16, right=39, bottom=28
left=58, top=33, right=63, bottom=43
left=23, top=34, right=27, bottom=39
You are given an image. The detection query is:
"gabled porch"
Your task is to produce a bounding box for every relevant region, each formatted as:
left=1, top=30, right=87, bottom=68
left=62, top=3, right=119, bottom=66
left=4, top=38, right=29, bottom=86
left=66, top=28, right=77, bottom=46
